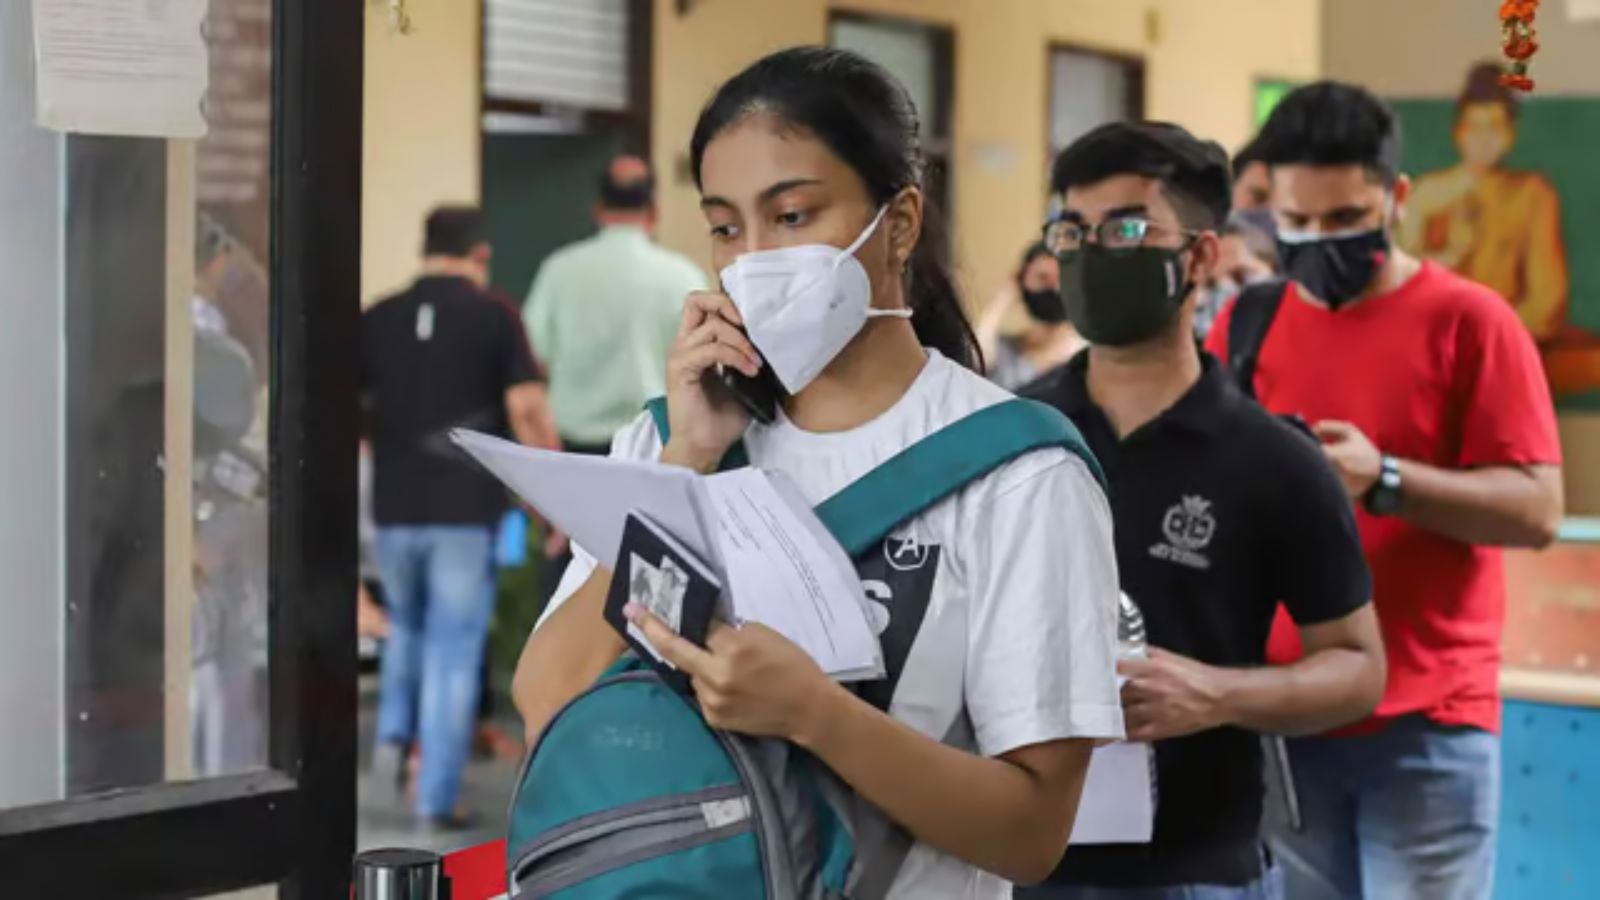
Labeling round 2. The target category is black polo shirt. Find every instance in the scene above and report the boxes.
[361,275,541,527]
[1023,352,1370,888]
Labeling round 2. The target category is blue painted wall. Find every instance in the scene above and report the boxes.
[1497,700,1600,898]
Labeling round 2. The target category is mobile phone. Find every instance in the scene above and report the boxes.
[716,359,784,425]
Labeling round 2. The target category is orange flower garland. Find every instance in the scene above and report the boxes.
[1499,0,1540,92]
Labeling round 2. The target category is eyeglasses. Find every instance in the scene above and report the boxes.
[1042,214,1196,254]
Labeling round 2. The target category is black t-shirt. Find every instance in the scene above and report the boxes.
[361,276,540,526]
[1023,352,1371,887]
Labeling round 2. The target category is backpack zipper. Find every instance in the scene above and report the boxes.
[512,792,754,896]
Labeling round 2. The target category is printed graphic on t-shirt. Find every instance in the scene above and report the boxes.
[854,534,941,710]
[1150,495,1216,570]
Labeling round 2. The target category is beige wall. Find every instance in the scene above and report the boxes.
[1323,0,1600,515]
[361,0,481,305]
[651,0,1322,313]
[1324,0,1600,97]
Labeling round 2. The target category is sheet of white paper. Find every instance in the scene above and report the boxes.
[703,468,883,680]
[1068,741,1156,845]
[33,0,209,138]
[763,471,885,680]
[450,430,719,572]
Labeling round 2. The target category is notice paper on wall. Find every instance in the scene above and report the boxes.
[32,0,209,138]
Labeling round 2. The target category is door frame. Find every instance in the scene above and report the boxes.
[0,0,362,894]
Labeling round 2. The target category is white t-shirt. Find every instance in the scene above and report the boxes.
[541,349,1124,899]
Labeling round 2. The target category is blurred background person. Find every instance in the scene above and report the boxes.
[1231,136,1272,214]
[522,155,706,457]
[361,206,549,831]
[1401,62,1567,340]
[189,217,270,778]
[978,241,1085,391]
[1195,210,1280,339]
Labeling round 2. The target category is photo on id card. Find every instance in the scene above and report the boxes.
[603,511,721,692]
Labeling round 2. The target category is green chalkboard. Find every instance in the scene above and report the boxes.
[1254,79,1296,128]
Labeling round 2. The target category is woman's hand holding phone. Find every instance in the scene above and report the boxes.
[662,291,762,473]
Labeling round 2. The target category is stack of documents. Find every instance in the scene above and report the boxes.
[451,431,884,681]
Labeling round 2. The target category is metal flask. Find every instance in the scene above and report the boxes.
[353,847,447,900]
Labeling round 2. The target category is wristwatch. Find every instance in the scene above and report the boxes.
[1364,455,1403,516]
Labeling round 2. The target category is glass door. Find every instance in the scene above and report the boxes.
[0,0,361,895]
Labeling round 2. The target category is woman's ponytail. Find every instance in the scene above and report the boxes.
[907,196,982,371]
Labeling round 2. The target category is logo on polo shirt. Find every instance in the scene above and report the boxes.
[1151,495,1215,570]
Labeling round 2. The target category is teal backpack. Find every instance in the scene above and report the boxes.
[507,397,1103,899]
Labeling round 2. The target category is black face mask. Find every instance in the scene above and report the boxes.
[1020,287,1068,324]
[1276,227,1389,311]
[1058,244,1190,347]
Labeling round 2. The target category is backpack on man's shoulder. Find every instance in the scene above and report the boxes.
[1222,279,1323,448]
[505,398,1104,899]
[1224,279,1288,402]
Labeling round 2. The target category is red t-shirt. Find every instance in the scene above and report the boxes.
[1207,262,1561,734]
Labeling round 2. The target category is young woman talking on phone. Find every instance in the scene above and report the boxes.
[512,47,1123,895]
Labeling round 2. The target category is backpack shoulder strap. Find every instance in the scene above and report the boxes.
[646,396,1104,558]
[1226,280,1288,400]
[815,398,1105,558]
[643,396,749,470]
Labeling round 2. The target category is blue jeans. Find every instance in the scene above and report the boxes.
[374,525,497,817]
[1264,716,1500,900]
[1015,865,1282,900]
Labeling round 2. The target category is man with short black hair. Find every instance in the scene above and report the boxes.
[523,155,707,455]
[362,205,555,830]
[1208,81,1564,900]
[1018,121,1385,900]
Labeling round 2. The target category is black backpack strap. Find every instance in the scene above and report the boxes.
[1226,280,1288,400]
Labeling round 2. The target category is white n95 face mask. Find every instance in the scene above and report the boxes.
[719,206,911,394]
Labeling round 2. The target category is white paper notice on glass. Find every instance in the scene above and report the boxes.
[32,0,209,138]
[1068,741,1156,845]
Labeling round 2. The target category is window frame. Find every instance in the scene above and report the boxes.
[0,0,362,894]
[1044,41,1147,163]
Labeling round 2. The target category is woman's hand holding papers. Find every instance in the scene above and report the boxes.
[626,602,838,744]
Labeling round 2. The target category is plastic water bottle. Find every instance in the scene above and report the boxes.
[1117,591,1148,661]
[1116,591,1159,811]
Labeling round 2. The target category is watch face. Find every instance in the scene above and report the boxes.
[1367,461,1402,515]
[1363,458,1402,516]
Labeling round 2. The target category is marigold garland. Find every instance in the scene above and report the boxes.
[1499,0,1540,92]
